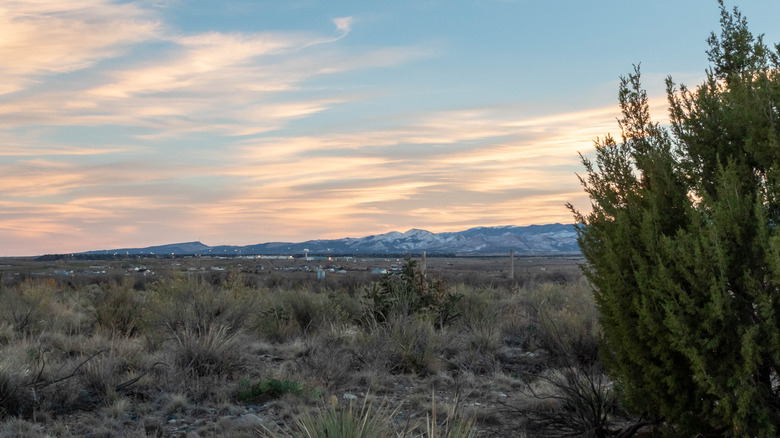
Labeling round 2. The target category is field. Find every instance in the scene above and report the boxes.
[0,253,633,437]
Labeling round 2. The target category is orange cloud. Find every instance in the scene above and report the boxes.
[0,0,159,94]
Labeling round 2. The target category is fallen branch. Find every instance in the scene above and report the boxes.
[27,349,108,389]
[115,362,168,393]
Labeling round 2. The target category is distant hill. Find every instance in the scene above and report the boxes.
[81,223,579,256]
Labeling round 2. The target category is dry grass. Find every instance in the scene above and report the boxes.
[0,258,637,437]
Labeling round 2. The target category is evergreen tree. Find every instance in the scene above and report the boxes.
[570,2,780,435]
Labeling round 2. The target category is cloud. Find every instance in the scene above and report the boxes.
[0,0,160,94]
[333,16,353,34]
[1,1,681,256]
[0,3,423,143]
[191,101,630,242]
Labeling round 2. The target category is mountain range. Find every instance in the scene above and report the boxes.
[82,223,579,256]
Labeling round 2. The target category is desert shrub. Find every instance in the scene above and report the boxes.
[145,274,259,347]
[424,392,477,438]
[172,324,245,377]
[0,418,44,437]
[361,258,461,328]
[263,392,476,438]
[0,322,14,345]
[327,290,362,324]
[505,305,625,437]
[76,351,124,406]
[282,289,343,335]
[263,396,398,438]
[254,289,349,341]
[510,364,620,438]
[387,314,442,376]
[515,280,600,366]
[454,287,501,353]
[310,276,342,294]
[444,287,504,375]
[0,279,58,335]
[91,279,145,336]
[296,328,362,388]
[254,300,299,343]
[47,293,91,337]
[0,359,35,418]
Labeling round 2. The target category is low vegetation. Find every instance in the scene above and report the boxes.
[0,255,634,437]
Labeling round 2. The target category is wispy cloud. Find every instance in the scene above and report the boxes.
[1,1,681,256]
[0,0,160,94]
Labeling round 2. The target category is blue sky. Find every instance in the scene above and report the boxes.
[1,0,779,256]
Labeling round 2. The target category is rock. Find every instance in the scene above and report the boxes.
[343,393,358,400]
[235,413,263,428]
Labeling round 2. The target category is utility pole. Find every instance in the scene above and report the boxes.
[509,249,514,280]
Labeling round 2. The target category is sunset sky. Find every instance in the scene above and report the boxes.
[2,1,779,256]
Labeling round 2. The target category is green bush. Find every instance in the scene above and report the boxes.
[361,257,461,328]
[571,4,780,434]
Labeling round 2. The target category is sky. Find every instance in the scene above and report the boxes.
[2,1,780,256]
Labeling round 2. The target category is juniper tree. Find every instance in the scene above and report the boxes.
[570,2,780,435]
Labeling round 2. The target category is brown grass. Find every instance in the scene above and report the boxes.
[0,256,641,437]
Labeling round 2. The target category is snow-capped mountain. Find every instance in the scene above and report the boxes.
[82,223,579,256]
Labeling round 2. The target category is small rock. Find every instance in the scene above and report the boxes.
[343,393,358,400]
[497,393,508,399]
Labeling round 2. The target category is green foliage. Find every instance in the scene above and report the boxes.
[571,2,780,435]
[362,257,462,328]
[237,377,305,401]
